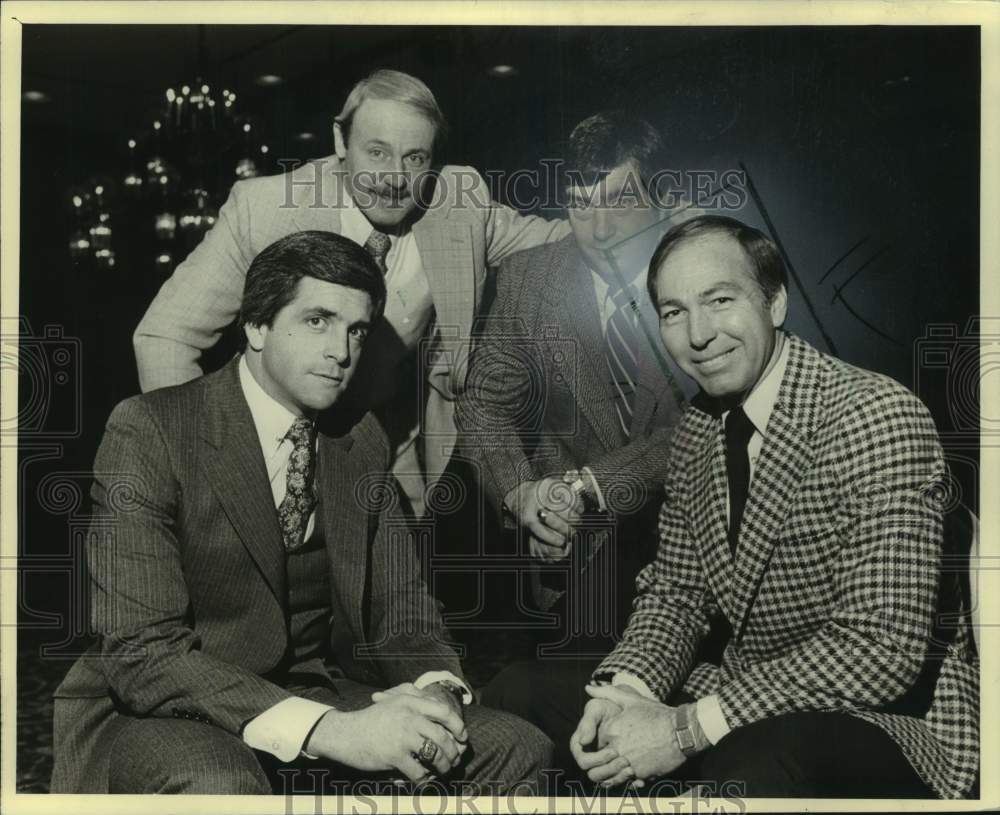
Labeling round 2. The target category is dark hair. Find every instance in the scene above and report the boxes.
[240,231,387,341]
[646,215,788,305]
[564,111,666,200]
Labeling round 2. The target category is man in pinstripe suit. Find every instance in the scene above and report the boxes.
[553,215,978,797]
[50,231,551,795]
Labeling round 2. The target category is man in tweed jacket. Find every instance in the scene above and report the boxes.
[133,69,568,517]
[51,231,551,794]
[562,215,979,797]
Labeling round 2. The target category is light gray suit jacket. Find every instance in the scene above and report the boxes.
[134,155,569,475]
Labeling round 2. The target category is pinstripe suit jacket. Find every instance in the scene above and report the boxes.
[133,156,569,474]
[455,238,686,615]
[597,333,979,798]
[50,358,461,793]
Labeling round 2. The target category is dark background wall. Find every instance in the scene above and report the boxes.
[14,25,981,787]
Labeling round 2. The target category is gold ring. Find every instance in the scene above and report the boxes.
[417,737,438,764]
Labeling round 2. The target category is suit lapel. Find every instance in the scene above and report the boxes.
[729,335,825,638]
[316,428,369,642]
[545,248,623,449]
[199,360,287,606]
[414,214,476,336]
[289,155,345,235]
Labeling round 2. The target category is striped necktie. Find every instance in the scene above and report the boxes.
[604,285,641,438]
[278,416,317,551]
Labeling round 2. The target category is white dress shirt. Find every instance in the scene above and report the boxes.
[612,334,790,746]
[339,190,435,352]
[237,357,470,761]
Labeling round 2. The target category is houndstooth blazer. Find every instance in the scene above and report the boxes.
[597,333,979,798]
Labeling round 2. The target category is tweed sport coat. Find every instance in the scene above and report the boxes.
[50,358,462,793]
[133,156,570,475]
[458,237,687,512]
[597,333,979,798]
[455,237,687,617]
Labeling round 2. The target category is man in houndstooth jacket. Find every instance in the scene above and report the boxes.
[548,215,978,797]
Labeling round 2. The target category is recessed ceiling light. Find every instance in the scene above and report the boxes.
[23,90,50,103]
[256,74,284,87]
[295,132,316,142]
[488,65,518,77]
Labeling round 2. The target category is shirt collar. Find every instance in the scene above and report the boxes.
[340,187,408,246]
[588,261,646,304]
[739,332,790,436]
[238,355,303,456]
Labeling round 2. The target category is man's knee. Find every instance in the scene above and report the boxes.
[108,718,271,794]
[463,705,553,790]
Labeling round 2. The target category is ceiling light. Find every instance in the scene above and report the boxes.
[23,90,50,103]
[296,132,316,142]
[488,65,518,77]
[256,74,284,87]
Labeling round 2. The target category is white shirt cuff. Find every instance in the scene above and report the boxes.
[414,671,473,705]
[695,694,731,745]
[242,697,334,762]
[610,672,657,700]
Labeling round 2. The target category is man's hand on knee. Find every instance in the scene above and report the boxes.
[304,693,465,781]
[585,685,698,786]
[570,697,626,782]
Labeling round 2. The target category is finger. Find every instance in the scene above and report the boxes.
[527,519,569,547]
[588,755,632,784]
[532,538,568,562]
[600,764,636,789]
[549,503,583,526]
[412,732,456,777]
[538,509,574,537]
[585,684,644,706]
[416,721,460,768]
[574,744,620,771]
[371,682,420,701]
[407,697,467,741]
[396,752,434,783]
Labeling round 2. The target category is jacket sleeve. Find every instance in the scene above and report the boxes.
[88,398,292,734]
[361,447,465,685]
[133,181,254,392]
[594,443,714,697]
[716,385,947,727]
[478,174,570,266]
[454,257,539,517]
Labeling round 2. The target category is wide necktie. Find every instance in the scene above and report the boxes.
[724,406,756,553]
[364,229,392,276]
[278,416,317,551]
[604,285,642,438]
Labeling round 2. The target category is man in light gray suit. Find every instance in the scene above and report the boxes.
[134,69,569,516]
[51,231,551,794]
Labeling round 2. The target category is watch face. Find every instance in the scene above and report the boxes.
[676,727,697,754]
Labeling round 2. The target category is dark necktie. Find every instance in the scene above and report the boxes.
[364,229,391,275]
[278,416,317,551]
[724,406,756,553]
[604,285,641,438]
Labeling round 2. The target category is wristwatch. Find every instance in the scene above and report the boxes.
[433,679,469,706]
[674,703,699,758]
